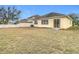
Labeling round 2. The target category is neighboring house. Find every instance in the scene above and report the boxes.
[19,15,40,27]
[20,12,72,29]
[19,19,32,27]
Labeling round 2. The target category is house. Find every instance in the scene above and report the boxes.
[19,19,33,27]
[20,12,72,29]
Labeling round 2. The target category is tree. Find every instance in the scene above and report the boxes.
[7,6,21,24]
[0,6,21,24]
[0,7,7,24]
[69,13,79,26]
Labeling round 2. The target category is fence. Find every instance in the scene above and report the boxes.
[0,23,32,28]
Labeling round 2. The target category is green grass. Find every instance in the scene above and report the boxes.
[0,27,79,54]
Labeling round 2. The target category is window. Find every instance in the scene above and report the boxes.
[41,20,48,25]
[34,20,38,24]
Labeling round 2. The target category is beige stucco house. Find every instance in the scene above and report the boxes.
[20,12,72,29]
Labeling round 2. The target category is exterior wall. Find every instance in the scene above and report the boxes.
[18,23,32,27]
[33,17,72,29]
[0,23,32,28]
[33,19,53,28]
[60,17,72,29]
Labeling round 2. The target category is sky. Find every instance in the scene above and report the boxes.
[1,5,79,19]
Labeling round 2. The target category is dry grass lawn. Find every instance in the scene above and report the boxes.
[0,27,79,54]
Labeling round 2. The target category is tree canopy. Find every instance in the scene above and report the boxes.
[0,6,21,24]
[69,13,79,26]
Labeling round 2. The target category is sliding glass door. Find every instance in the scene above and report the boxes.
[54,19,60,28]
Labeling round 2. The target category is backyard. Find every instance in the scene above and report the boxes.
[0,27,79,53]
